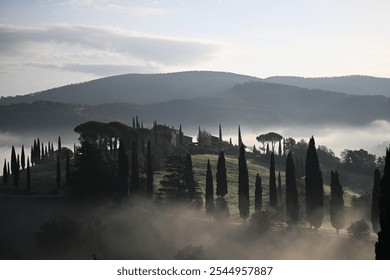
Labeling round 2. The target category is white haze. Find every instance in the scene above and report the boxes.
[193,120,390,158]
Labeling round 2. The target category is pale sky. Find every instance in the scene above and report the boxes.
[1,0,389,97]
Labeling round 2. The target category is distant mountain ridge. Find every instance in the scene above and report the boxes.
[0,71,261,105]
[1,81,389,132]
[264,75,390,96]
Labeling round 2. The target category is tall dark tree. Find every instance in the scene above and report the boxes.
[66,150,71,184]
[229,138,232,145]
[238,125,242,147]
[26,157,31,191]
[278,139,282,156]
[330,170,345,235]
[183,153,199,202]
[118,139,129,195]
[56,154,61,188]
[371,169,381,233]
[255,174,262,212]
[179,125,183,145]
[305,137,324,230]
[58,136,62,153]
[205,159,215,215]
[11,146,19,187]
[216,150,228,197]
[31,145,34,166]
[132,117,135,129]
[130,141,140,194]
[286,152,299,226]
[238,144,249,220]
[21,145,25,170]
[219,123,222,141]
[269,152,277,208]
[2,159,8,185]
[277,171,282,206]
[376,148,390,259]
[146,140,153,197]
[41,142,44,162]
[37,138,40,164]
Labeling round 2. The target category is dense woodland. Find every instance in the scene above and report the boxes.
[1,117,389,260]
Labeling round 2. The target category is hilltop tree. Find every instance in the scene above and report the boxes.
[2,159,8,185]
[305,137,324,230]
[21,145,25,170]
[219,123,222,141]
[286,152,299,226]
[238,144,249,220]
[256,132,283,154]
[371,169,381,233]
[255,174,262,212]
[66,150,71,184]
[26,157,31,191]
[216,150,228,197]
[58,136,62,157]
[11,146,19,187]
[238,125,242,147]
[330,171,345,235]
[130,141,140,194]
[37,138,41,164]
[376,148,390,259]
[146,140,153,198]
[205,159,215,215]
[56,154,61,188]
[117,139,129,195]
[269,152,277,208]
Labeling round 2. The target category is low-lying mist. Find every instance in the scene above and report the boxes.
[193,120,390,157]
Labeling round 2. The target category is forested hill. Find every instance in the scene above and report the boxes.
[264,75,390,97]
[0,71,260,106]
[1,81,390,132]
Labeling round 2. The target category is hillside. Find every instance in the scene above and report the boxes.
[1,81,390,132]
[0,71,260,105]
[264,75,390,97]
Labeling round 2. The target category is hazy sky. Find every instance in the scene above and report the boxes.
[1,0,389,96]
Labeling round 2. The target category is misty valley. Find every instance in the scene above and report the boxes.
[0,71,390,260]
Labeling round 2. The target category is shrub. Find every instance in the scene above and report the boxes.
[347,219,370,240]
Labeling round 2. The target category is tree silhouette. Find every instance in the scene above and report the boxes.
[286,152,299,226]
[11,146,19,187]
[216,150,228,197]
[305,137,324,230]
[238,144,249,220]
[26,157,31,191]
[238,125,242,147]
[21,145,25,170]
[376,148,390,259]
[58,136,62,157]
[371,169,381,233]
[56,154,61,188]
[117,139,129,196]
[183,153,201,205]
[277,171,282,207]
[146,140,153,198]
[2,159,8,185]
[205,159,215,215]
[130,141,140,194]
[255,174,262,212]
[219,123,222,141]
[269,152,277,208]
[330,170,345,235]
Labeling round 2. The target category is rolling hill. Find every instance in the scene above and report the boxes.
[264,75,390,97]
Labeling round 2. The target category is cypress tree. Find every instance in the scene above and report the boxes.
[41,142,44,162]
[269,152,277,208]
[238,125,242,147]
[3,159,7,185]
[216,150,228,197]
[205,159,215,215]
[146,140,153,197]
[118,139,129,195]
[7,162,10,178]
[278,139,282,156]
[32,140,36,165]
[132,117,135,128]
[66,150,71,184]
[58,136,62,157]
[219,123,222,141]
[229,138,232,145]
[238,144,249,220]
[330,170,345,235]
[11,146,19,187]
[278,171,282,206]
[31,145,34,166]
[305,137,324,230]
[37,138,40,164]
[376,148,390,259]
[371,169,381,233]
[56,154,61,188]
[130,141,139,194]
[136,115,139,129]
[26,157,31,191]
[183,153,197,200]
[179,125,183,145]
[21,145,25,170]
[255,174,262,212]
[286,152,299,226]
